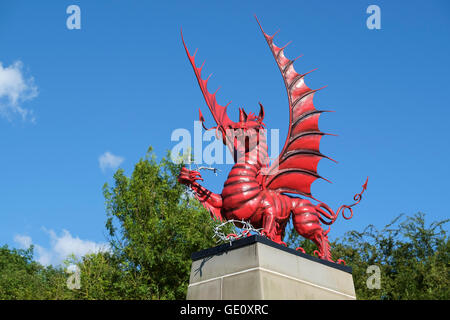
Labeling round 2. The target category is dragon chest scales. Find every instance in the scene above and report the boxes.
[221,163,263,219]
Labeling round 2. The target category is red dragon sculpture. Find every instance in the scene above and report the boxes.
[178,17,368,263]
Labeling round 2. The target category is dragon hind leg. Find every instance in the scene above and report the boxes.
[291,198,334,262]
[311,230,333,262]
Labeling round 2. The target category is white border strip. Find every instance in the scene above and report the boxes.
[189,266,356,299]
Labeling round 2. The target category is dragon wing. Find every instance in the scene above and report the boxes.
[181,29,236,131]
[256,17,335,200]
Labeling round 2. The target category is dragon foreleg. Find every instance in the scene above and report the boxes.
[178,167,224,221]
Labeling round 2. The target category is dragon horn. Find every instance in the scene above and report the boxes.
[258,102,265,122]
[199,109,210,130]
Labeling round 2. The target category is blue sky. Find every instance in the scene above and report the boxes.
[0,0,449,265]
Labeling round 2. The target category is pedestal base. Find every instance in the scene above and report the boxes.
[186,235,356,300]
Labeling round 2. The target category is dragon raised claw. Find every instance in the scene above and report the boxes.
[178,17,368,263]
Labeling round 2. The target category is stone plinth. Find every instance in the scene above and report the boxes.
[186,235,356,300]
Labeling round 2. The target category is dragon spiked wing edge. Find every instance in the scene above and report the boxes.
[255,16,336,200]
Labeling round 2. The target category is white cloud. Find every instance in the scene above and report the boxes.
[99,151,124,172]
[35,244,53,266]
[47,229,109,260]
[14,229,110,267]
[0,60,38,122]
[13,234,32,248]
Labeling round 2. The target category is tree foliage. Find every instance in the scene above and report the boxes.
[78,147,223,299]
[285,213,449,300]
[0,147,448,300]
[0,245,72,299]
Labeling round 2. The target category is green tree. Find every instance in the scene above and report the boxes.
[1,146,447,300]
[335,213,449,300]
[80,147,226,299]
[285,212,449,300]
[0,245,74,299]
[66,252,125,300]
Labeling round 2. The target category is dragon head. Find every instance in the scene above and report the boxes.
[200,102,265,159]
